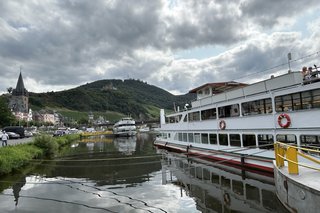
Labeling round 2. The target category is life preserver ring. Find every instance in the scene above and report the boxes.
[219,120,226,130]
[278,113,291,128]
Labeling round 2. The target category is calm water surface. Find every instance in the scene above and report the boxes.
[0,133,288,213]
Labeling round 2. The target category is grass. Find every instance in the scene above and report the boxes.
[0,144,42,175]
[0,134,80,176]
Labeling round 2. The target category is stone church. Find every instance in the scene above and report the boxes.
[9,72,29,114]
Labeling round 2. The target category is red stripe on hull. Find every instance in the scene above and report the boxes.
[154,143,274,174]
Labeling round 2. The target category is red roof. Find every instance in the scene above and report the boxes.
[189,81,247,94]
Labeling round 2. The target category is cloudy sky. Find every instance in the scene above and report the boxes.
[1,0,320,95]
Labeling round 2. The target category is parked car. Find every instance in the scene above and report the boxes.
[53,130,65,137]
[24,131,33,138]
[7,132,21,139]
[2,126,25,138]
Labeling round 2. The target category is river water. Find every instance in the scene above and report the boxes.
[0,133,289,213]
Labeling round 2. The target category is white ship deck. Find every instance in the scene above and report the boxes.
[275,160,320,192]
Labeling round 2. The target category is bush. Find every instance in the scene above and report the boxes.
[33,134,58,157]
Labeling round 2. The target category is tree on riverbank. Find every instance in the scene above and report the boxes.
[0,97,15,128]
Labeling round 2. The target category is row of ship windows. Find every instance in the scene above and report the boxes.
[165,158,274,211]
[160,132,320,148]
[167,88,320,123]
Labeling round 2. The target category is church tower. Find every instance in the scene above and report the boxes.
[9,72,29,113]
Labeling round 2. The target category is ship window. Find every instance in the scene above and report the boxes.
[194,133,201,143]
[183,133,188,142]
[201,133,209,144]
[232,180,244,196]
[292,93,302,110]
[178,133,183,141]
[219,134,228,146]
[211,173,220,184]
[188,133,194,142]
[258,134,274,149]
[230,134,241,147]
[275,88,320,112]
[276,134,296,144]
[300,135,320,148]
[221,176,231,189]
[246,184,260,203]
[205,88,210,95]
[188,111,200,122]
[201,108,217,120]
[196,167,202,180]
[203,168,210,181]
[209,134,217,145]
[218,104,240,118]
[312,89,320,108]
[242,134,256,147]
[301,91,312,109]
[174,133,178,140]
[242,98,272,116]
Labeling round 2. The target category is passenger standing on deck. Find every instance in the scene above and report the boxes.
[302,66,309,80]
[1,131,9,146]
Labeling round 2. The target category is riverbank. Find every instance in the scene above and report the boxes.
[0,134,79,176]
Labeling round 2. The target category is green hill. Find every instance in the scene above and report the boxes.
[28,79,195,121]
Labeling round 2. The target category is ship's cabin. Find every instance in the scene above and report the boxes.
[189,81,247,100]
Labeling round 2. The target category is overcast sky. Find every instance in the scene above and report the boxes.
[1,0,320,95]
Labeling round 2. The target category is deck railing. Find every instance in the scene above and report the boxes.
[274,142,320,174]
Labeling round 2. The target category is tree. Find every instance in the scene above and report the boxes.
[7,87,13,94]
[0,97,15,128]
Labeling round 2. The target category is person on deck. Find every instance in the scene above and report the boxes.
[302,66,309,80]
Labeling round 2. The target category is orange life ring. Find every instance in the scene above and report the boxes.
[278,113,291,128]
[219,120,226,130]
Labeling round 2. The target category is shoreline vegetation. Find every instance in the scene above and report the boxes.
[0,134,79,176]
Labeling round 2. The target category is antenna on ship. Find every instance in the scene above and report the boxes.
[287,52,292,72]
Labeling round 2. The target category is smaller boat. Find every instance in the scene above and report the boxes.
[113,117,137,137]
[138,124,150,133]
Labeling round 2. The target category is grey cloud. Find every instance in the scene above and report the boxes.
[240,0,320,27]
[0,0,319,95]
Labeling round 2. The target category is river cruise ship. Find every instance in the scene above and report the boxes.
[113,117,137,137]
[154,67,320,173]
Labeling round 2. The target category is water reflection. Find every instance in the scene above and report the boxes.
[49,134,162,186]
[160,150,288,213]
[0,134,288,212]
[12,176,26,206]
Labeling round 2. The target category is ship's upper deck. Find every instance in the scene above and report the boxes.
[191,71,304,108]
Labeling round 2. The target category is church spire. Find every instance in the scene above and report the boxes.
[15,72,25,93]
[12,70,28,96]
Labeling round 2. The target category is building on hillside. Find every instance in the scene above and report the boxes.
[43,113,55,124]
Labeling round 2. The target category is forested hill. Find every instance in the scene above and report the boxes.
[29,79,195,119]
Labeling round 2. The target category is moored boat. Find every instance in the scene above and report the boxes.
[113,117,137,137]
[154,65,320,173]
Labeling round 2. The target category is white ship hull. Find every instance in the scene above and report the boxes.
[155,70,320,172]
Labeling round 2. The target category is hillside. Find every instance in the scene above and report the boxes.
[28,79,195,120]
